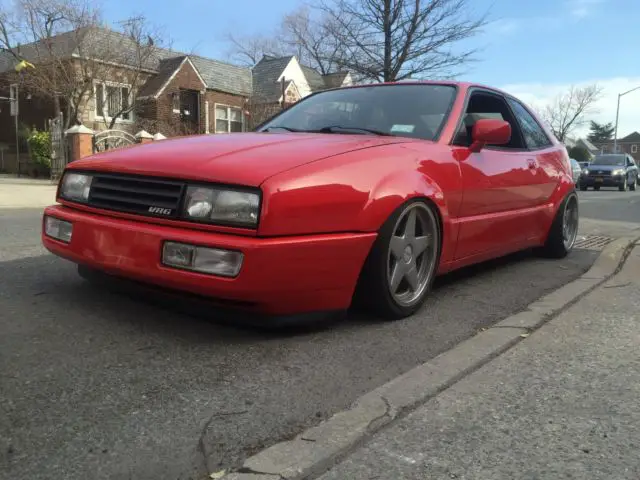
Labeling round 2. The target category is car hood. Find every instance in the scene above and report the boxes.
[69,132,412,186]
[587,164,625,172]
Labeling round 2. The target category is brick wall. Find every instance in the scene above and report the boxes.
[205,90,247,133]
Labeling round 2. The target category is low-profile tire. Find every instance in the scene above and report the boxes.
[538,191,579,259]
[354,199,442,320]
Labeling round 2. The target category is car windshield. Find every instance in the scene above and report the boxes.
[258,84,457,141]
[593,155,625,166]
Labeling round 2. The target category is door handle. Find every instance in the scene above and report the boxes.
[527,159,537,169]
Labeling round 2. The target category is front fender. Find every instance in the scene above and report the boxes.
[356,170,458,264]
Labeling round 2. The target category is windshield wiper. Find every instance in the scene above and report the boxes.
[262,125,303,132]
[313,125,395,136]
[262,125,394,136]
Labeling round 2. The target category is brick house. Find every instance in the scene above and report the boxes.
[0,26,252,144]
[249,55,352,126]
[593,131,640,162]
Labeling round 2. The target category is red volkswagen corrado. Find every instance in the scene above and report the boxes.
[42,81,579,324]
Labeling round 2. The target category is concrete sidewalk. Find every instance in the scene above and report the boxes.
[0,175,58,209]
[317,244,640,480]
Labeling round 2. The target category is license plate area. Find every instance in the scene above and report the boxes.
[595,177,603,183]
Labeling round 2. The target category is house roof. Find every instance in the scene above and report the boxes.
[0,26,252,96]
[620,131,640,143]
[137,56,188,98]
[577,138,598,151]
[251,55,295,103]
[251,54,350,103]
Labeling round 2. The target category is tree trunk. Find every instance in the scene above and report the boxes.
[383,0,392,82]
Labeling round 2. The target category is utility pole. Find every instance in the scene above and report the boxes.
[613,85,640,153]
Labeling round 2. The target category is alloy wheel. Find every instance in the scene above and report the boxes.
[562,195,579,251]
[386,202,439,307]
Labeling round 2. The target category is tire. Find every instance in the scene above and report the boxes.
[354,199,442,320]
[619,178,628,192]
[579,185,588,191]
[629,177,636,191]
[538,191,579,259]
[594,185,600,191]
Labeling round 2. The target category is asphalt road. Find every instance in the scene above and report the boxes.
[1,193,632,480]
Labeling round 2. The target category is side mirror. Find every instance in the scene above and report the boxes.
[469,118,512,153]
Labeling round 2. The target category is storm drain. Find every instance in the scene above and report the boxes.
[574,235,614,251]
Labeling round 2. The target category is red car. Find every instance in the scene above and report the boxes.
[42,81,579,324]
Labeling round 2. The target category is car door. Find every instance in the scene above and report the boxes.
[506,96,562,201]
[453,89,551,260]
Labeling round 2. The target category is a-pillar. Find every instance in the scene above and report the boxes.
[65,125,94,162]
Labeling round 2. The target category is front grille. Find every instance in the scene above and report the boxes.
[88,173,185,218]
[589,170,611,177]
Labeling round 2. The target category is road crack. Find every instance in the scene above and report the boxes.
[197,410,249,476]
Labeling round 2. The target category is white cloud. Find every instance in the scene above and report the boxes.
[500,77,640,139]
[567,0,604,18]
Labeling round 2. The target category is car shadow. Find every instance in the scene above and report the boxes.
[75,247,542,337]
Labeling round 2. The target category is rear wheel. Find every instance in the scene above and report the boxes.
[579,184,588,191]
[594,185,600,191]
[355,199,441,320]
[538,191,579,259]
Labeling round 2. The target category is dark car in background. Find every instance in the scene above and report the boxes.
[579,154,638,191]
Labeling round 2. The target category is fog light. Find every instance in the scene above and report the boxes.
[44,216,73,243]
[162,241,243,277]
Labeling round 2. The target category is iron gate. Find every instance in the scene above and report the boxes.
[49,113,66,181]
[93,129,136,153]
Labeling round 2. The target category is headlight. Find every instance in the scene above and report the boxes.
[183,186,260,227]
[60,173,93,202]
[612,169,624,176]
[582,169,589,175]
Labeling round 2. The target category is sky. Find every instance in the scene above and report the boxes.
[98,0,640,139]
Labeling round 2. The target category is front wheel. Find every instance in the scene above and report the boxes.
[538,191,579,259]
[629,177,637,191]
[354,199,441,320]
[619,178,628,191]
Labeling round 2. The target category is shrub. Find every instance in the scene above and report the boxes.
[27,129,52,168]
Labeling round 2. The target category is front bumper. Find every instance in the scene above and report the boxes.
[580,175,625,187]
[42,205,376,317]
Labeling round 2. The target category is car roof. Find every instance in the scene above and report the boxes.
[327,80,512,97]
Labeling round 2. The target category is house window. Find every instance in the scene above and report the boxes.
[215,105,243,133]
[95,81,132,122]
[632,144,637,153]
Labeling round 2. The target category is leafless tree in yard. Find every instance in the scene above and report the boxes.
[225,31,284,66]
[0,0,167,128]
[539,84,603,142]
[318,0,489,82]
[279,6,346,75]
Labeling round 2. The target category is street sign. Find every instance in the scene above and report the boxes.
[9,84,18,116]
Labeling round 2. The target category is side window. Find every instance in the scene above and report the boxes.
[627,156,635,167]
[453,92,526,150]
[507,98,552,150]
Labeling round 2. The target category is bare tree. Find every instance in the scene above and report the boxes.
[539,84,603,142]
[279,6,345,75]
[0,0,167,128]
[317,0,488,82]
[224,32,284,66]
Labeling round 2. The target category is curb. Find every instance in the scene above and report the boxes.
[221,237,637,480]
